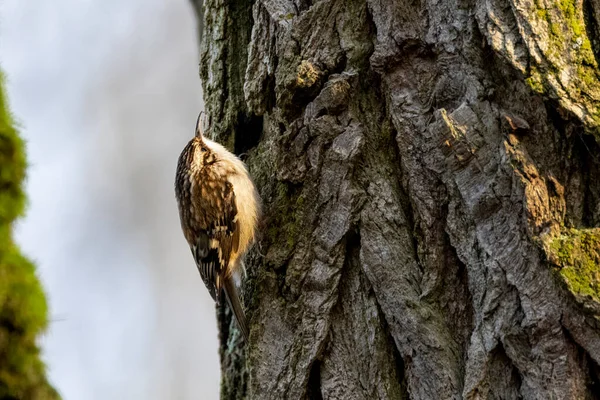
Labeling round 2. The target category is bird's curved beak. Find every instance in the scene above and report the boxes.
[195,112,204,138]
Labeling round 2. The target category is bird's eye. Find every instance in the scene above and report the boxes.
[201,147,208,152]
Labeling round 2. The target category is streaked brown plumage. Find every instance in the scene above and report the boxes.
[175,113,261,341]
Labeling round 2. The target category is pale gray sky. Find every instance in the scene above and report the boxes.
[0,1,219,399]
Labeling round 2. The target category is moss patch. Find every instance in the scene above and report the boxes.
[0,70,59,399]
[527,0,600,138]
[547,228,600,303]
[524,69,545,95]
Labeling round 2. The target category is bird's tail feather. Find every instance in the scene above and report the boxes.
[223,276,249,341]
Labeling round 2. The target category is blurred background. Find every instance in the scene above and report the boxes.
[0,1,220,399]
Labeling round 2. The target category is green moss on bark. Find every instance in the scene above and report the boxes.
[526,0,600,137]
[0,70,59,399]
[547,228,600,303]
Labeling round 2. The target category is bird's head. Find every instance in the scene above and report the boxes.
[190,112,215,167]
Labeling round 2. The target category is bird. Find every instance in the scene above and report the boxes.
[175,112,261,341]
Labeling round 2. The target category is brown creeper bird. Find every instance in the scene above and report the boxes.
[175,113,261,341]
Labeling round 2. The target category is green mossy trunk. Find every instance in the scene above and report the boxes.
[0,71,59,399]
[191,0,600,398]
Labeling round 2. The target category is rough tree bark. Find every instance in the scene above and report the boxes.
[189,0,600,398]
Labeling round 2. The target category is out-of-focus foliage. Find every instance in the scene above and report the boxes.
[0,70,59,399]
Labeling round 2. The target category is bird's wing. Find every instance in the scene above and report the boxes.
[191,180,239,301]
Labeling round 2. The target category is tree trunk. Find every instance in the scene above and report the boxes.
[190,0,600,398]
